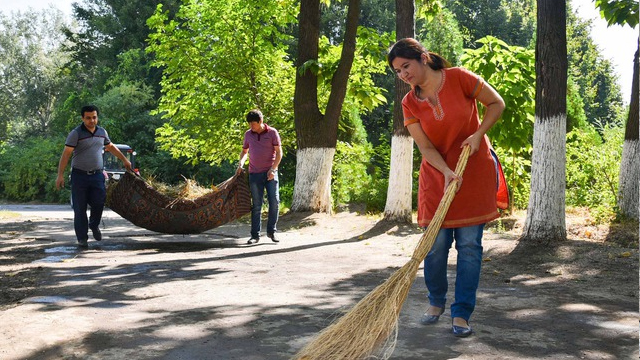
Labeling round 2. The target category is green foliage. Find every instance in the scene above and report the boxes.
[365,139,392,212]
[417,7,465,65]
[318,1,395,149]
[57,0,195,185]
[595,0,639,28]
[313,29,392,143]
[106,49,155,88]
[444,0,536,48]
[461,36,535,208]
[331,140,390,212]
[0,0,631,217]
[147,0,298,166]
[566,121,624,223]
[346,28,394,112]
[278,181,295,210]
[567,75,588,131]
[416,0,445,22]
[567,10,625,127]
[0,9,70,141]
[461,36,535,154]
[93,82,156,144]
[62,0,182,95]
[0,137,68,203]
[320,0,396,43]
[332,141,373,206]
[90,82,181,181]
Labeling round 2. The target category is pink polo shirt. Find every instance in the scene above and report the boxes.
[243,124,281,173]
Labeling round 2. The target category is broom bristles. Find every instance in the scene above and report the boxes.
[293,146,471,360]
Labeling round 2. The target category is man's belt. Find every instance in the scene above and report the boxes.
[72,168,103,175]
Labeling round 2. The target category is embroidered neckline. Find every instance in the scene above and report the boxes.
[413,70,446,121]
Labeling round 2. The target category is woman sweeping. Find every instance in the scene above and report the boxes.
[388,38,505,337]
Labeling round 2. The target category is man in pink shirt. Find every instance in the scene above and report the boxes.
[237,109,283,244]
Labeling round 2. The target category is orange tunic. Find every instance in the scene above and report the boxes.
[402,67,499,228]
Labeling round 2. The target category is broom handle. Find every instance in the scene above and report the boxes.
[411,146,472,262]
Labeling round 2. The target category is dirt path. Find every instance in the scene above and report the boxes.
[0,207,637,359]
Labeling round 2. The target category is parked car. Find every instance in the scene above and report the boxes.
[103,144,139,180]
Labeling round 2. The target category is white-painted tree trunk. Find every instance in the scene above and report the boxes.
[522,115,567,242]
[383,135,413,222]
[291,147,335,213]
[618,139,639,220]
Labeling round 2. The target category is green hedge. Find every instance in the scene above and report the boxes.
[0,137,69,203]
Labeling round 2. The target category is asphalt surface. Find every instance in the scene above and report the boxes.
[0,205,637,360]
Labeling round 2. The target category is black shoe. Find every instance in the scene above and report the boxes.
[267,233,279,243]
[420,313,441,325]
[420,307,444,325]
[77,240,88,248]
[90,227,102,241]
[452,321,473,337]
[247,237,260,244]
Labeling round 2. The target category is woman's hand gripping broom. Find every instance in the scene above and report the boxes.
[293,145,472,360]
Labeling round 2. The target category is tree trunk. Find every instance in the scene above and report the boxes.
[292,148,335,213]
[383,0,415,223]
[617,39,639,221]
[521,0,567,243]
[291,0,361,212]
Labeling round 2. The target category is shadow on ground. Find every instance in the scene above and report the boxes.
[0,211,637,360]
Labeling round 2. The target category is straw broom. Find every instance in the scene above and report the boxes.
[293,146,472,360]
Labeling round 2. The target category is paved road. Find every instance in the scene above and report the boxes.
[0,204,121,219]
[0,206,637,360]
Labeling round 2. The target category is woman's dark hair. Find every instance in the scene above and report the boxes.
[246,109,263,123]
[387,38,451,71]
[80,104,99,117]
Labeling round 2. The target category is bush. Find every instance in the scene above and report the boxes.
[278,182,294,211]
[0,137,69,203]
[566,121,624,223]
[332,141,373,207]
[331,141,389,212]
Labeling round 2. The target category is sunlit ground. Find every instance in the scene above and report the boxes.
[0,211,20,220]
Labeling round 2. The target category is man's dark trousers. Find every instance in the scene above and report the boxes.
[70,170,106,242]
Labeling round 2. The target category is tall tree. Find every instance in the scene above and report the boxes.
[382,0,414,222]
[291,0,361,212]
[521,0,568,243]
[417,7,465,65]
[618,41,639,220]
[594,0,640,220]
[444,0,536,48]
[0,9,69,141]
[147,0,297,166]
[59,0,197,183]
[63,0,181,94]
[566,6,625,128]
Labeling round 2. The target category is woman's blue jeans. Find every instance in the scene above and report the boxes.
[248,171,280,238]
[423,224,484,321]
